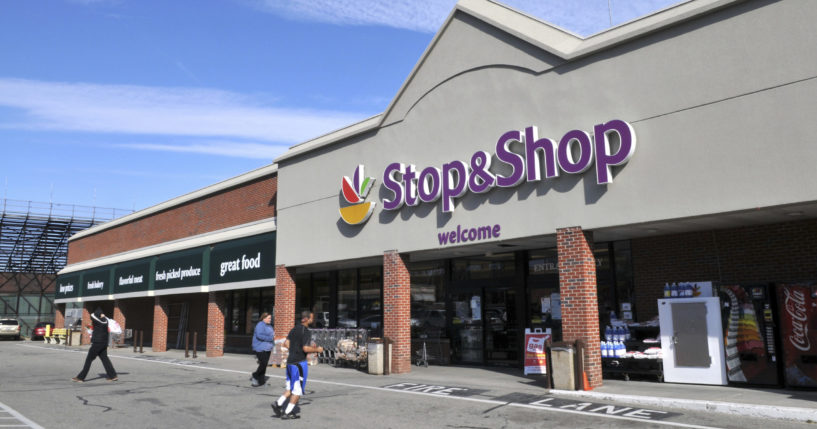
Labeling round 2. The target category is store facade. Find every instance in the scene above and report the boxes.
[55,165,278,356]
[273,0,817,388]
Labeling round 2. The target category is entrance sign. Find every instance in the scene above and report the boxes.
[383,119,636,213]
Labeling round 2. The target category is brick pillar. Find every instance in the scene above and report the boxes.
[55,304,65,329]
[274,265,296,338]
[113,300,126,345]
[206,292,226,357]
[81,304,91,345]
[153,296,169,352]
[383,250,411,374]
[557,226,602,388]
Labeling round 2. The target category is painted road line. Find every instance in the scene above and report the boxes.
[0,403,45,429]
[18,344,720,429]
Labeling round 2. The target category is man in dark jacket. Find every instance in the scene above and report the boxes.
[72,307,118,382]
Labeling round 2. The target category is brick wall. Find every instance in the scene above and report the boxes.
[67,175,277,264]
[557,227,601,388]
[113,300,126,345]
[206,292,226,357]
[275,265,296,338]
[153,296,169,352]
[632,218,817,321]
[383,251,411,374]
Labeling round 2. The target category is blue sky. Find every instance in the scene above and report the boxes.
[0,0,680,215]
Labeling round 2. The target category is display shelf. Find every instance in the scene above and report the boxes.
[602,324,663,381]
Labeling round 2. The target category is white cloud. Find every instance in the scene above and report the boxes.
[252,0,683,37]
[0,78,369,143]
[116,141,287,159]
[253,0,456,33]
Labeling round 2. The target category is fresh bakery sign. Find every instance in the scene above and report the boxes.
[340,119,635,223]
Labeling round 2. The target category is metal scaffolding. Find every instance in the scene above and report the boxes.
[0,199,131,336]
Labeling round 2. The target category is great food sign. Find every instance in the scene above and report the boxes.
[340,119,636,225]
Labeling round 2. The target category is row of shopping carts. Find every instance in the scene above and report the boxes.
[311,328,369,369]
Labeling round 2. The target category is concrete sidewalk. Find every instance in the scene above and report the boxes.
[96,345,817,424]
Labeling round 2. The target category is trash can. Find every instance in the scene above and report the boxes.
[70,330,82,347]
[550,342,576,390]
[368,338,384,375]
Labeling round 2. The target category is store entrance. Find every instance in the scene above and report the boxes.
[449,285,522,366]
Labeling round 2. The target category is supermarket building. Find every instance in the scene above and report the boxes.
[56,0,817,389]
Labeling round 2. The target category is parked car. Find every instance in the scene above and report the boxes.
[0,319,21,340]
[31,321,55,340]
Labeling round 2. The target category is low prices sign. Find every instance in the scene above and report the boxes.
[524,329,551,375]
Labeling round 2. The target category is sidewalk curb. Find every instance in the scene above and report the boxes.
[549,389,817,423]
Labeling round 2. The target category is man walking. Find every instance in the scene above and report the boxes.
[272,311,323,420]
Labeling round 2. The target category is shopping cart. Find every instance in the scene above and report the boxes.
[414,329,443,368]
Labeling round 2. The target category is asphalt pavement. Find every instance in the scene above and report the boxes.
[1,340,816,428]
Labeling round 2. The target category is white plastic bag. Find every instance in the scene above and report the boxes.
[108,319,122,334]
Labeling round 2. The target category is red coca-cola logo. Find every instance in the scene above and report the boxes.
[784,288,811,352]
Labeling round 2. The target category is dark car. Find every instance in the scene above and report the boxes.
[0,319,21,340]
[31,321,55,340]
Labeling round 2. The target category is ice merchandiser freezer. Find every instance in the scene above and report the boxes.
[718,284,782,386]
[777,284,817,388]
[658,297,728,385]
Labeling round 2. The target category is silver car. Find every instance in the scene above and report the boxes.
[0,319,21,340]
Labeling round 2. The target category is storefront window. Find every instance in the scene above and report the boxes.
[312,272,331,327]
[245,290,266,335]
[261,287,275,322]
[409,261,447,339]
[358,267,382,336]
[452,253,515,281]
[595,244,615,330]
[230,291,245,334]
[527,249,561,342]
[295,273,312,318]
[338,269,357,328]
[613,240,634,321]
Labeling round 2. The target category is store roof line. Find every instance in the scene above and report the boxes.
[68,163,278,242]
[275,0,744,165]
[60,217,277,275]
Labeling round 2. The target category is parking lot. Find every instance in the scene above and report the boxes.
[1,341,814,429]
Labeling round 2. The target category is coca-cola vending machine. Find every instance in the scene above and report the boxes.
[777,284,817,388]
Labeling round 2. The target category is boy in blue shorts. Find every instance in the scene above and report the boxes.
[272,310,324,420]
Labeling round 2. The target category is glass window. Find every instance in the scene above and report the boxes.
[246,289,260,335]
[409,261,447,339]
[337,269,357,328]
[358,267,382,336]
[261,287,275,323]
[528,249,559,276]
[527,249,561,342]
[595,243,616,331]
[231,291,246,334]
[452,253,515,281]
[295,273,312,317]
[613,240,634,320]
[312,272,331,327]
